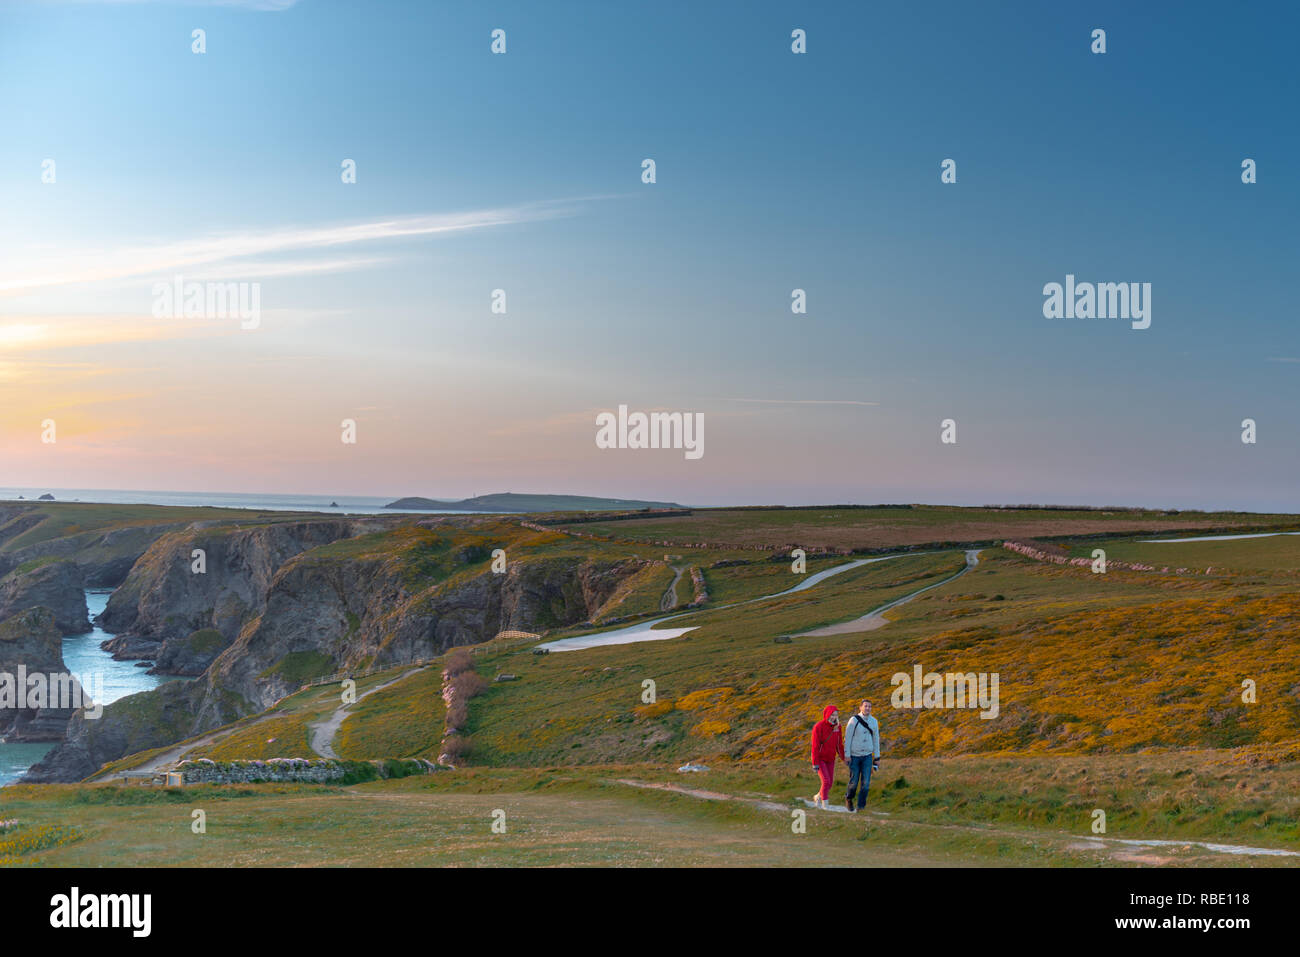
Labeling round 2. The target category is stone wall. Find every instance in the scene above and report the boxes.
[175,757,438,785]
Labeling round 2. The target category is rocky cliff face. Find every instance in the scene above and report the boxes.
[0,560,90,635]
[0,606,84,742]
[27,523,646,781]
[201,551,649,715]
[98,519,365,666]
[0,606,64,675]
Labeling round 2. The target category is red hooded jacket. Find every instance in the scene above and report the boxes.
[810,705,846,765]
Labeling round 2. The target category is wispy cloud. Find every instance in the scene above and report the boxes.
[0,201,580,295]
[1266,357,1300,364]
[183,256,392,280]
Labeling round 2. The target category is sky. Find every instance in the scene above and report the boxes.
[0,0,1297,510]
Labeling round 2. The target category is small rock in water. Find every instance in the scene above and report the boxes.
[677,762,709,773]
[135,661,153,668]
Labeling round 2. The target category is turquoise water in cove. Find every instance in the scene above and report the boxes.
[0,590,174,785]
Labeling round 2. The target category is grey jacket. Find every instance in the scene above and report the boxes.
[843,713,880,758]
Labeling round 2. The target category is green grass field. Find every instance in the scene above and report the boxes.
[1065,533,1300,574]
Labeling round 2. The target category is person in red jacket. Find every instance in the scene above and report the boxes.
[809,704,846,809]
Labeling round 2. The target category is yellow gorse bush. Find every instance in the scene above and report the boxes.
[0,824,83,865]
[678,593,1300,761]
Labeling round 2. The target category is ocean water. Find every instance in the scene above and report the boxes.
[0,590,174,786]
[0,487,469,515]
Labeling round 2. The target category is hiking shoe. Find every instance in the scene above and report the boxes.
[845,794,854,811]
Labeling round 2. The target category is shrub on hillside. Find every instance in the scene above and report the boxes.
[440,735,472,761]
[443,649,476,677]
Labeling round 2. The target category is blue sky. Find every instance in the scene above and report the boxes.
[0,0,1297,509]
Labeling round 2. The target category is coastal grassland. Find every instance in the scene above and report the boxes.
[1064,533,1300,574]
[552,505,1300,551]
[615,750,1300,852]
[692,554,857,604]
[97,540,1298,777]
[0,502,306,553]
[1,754,1296,866]
[335,666,445,760]
[190,669,430,762]
[678,551,968,637]
[458,548,1300,769]
[535,551,967,647]
[461,552,969,766]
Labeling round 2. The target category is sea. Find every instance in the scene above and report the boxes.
[0,590,178,785]
[0,487,472,515]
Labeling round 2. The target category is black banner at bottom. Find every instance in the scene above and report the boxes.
[1,865,1281,943]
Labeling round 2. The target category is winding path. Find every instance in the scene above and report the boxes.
[792,549,981,637]
[660,565,686,611]
[308,666,426,758]
[539,550,977,652]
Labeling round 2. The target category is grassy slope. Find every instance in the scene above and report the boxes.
[335,667,446,761]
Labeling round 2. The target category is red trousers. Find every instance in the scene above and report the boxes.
[815,760,835,800]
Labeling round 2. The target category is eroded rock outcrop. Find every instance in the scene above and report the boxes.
[0,560,89,634]
[98,519,366,664]
[0,606,86,742]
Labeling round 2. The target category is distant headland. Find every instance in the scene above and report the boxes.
[384,492,687,512]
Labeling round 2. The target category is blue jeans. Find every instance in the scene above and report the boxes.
[846,755,874,808]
